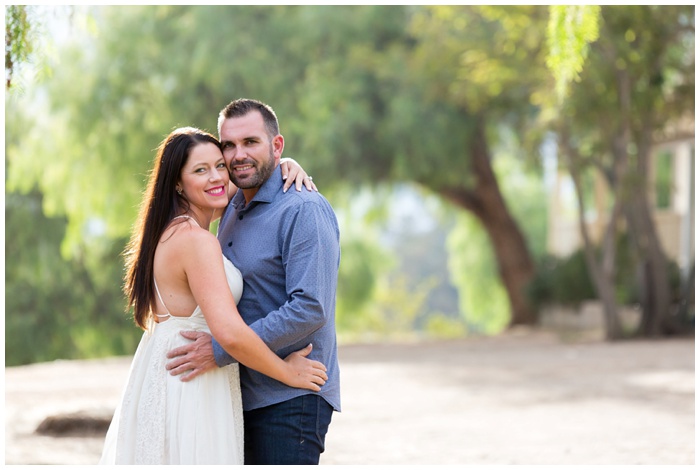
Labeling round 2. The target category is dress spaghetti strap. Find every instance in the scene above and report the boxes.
[152,214,201,320]
[153,278,172,320]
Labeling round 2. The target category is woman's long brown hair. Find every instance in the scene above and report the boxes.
[123,127,221,330]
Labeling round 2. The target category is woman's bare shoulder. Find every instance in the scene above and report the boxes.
[162,220,221,256]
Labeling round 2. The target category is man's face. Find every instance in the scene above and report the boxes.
[220,111,283,199]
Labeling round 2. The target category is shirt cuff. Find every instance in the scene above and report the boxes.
[212,337,238,367]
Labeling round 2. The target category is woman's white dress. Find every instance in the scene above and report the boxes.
[99,256,245,464]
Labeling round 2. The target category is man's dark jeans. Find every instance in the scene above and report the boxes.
[243,394,334,465]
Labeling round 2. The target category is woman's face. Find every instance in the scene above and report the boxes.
[176,142,230,211]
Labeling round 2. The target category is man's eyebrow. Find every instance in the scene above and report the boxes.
[221,136,260,144]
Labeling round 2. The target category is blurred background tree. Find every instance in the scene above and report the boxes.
[542,5,695,338]
[5,5,33,89]
[5,5,694,365]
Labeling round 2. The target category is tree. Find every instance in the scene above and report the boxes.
[4,93,141,365]
[290,5,548,326]
[5,5,33,89]
[5,5,75,90]
[545,5,694,338]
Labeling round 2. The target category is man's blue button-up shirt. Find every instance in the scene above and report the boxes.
[213,165,341,413]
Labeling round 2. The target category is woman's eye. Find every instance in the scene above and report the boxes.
[217,162,226,169]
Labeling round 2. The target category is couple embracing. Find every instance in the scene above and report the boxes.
[99,98,341,465]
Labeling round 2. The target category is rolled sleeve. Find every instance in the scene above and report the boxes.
[212,337,238,367]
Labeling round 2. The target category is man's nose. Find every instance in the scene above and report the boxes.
[224,148,240,167]
[232,147,247,161]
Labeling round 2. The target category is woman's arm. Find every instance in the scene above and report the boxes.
[181,229,327,390]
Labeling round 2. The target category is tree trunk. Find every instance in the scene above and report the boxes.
[439,121,536,326]
[571,164,624,340]
[611,63,672,337]
[624,190,673,337]
[561,128,624,340]
[621,122,673,337]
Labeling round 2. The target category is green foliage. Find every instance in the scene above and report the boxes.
[653,150,673,209]
[7,82,141,365]
[6,6,78,93]
[410,5,550,113]
[546,5,601,101]
[337,274,435,344]
[527,232,685,311]
[5,191,141,366]
[549,5,694,157]
[335,237,391,331]
[5,5,34,88]
[447,212,511,335]
[289,6,419,185]
[331,184,467,342]
[424,314,469,339]
[527,251,596,310]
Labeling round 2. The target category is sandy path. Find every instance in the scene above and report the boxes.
[4,331,695,465]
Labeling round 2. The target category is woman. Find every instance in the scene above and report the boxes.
[99,127,325,464]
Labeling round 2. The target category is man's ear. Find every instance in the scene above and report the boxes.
[272,134,285,161]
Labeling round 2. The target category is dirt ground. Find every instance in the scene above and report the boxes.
[4,329,695,465]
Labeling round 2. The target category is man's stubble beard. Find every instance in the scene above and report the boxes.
[230,146,276,190]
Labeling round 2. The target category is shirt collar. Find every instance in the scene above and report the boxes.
[232,164,282,210]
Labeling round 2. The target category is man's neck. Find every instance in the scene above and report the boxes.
[241,188,259,205]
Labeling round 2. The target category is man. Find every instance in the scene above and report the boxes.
[165,98,341,465]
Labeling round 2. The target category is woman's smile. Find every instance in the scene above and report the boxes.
[206,185,226,197]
